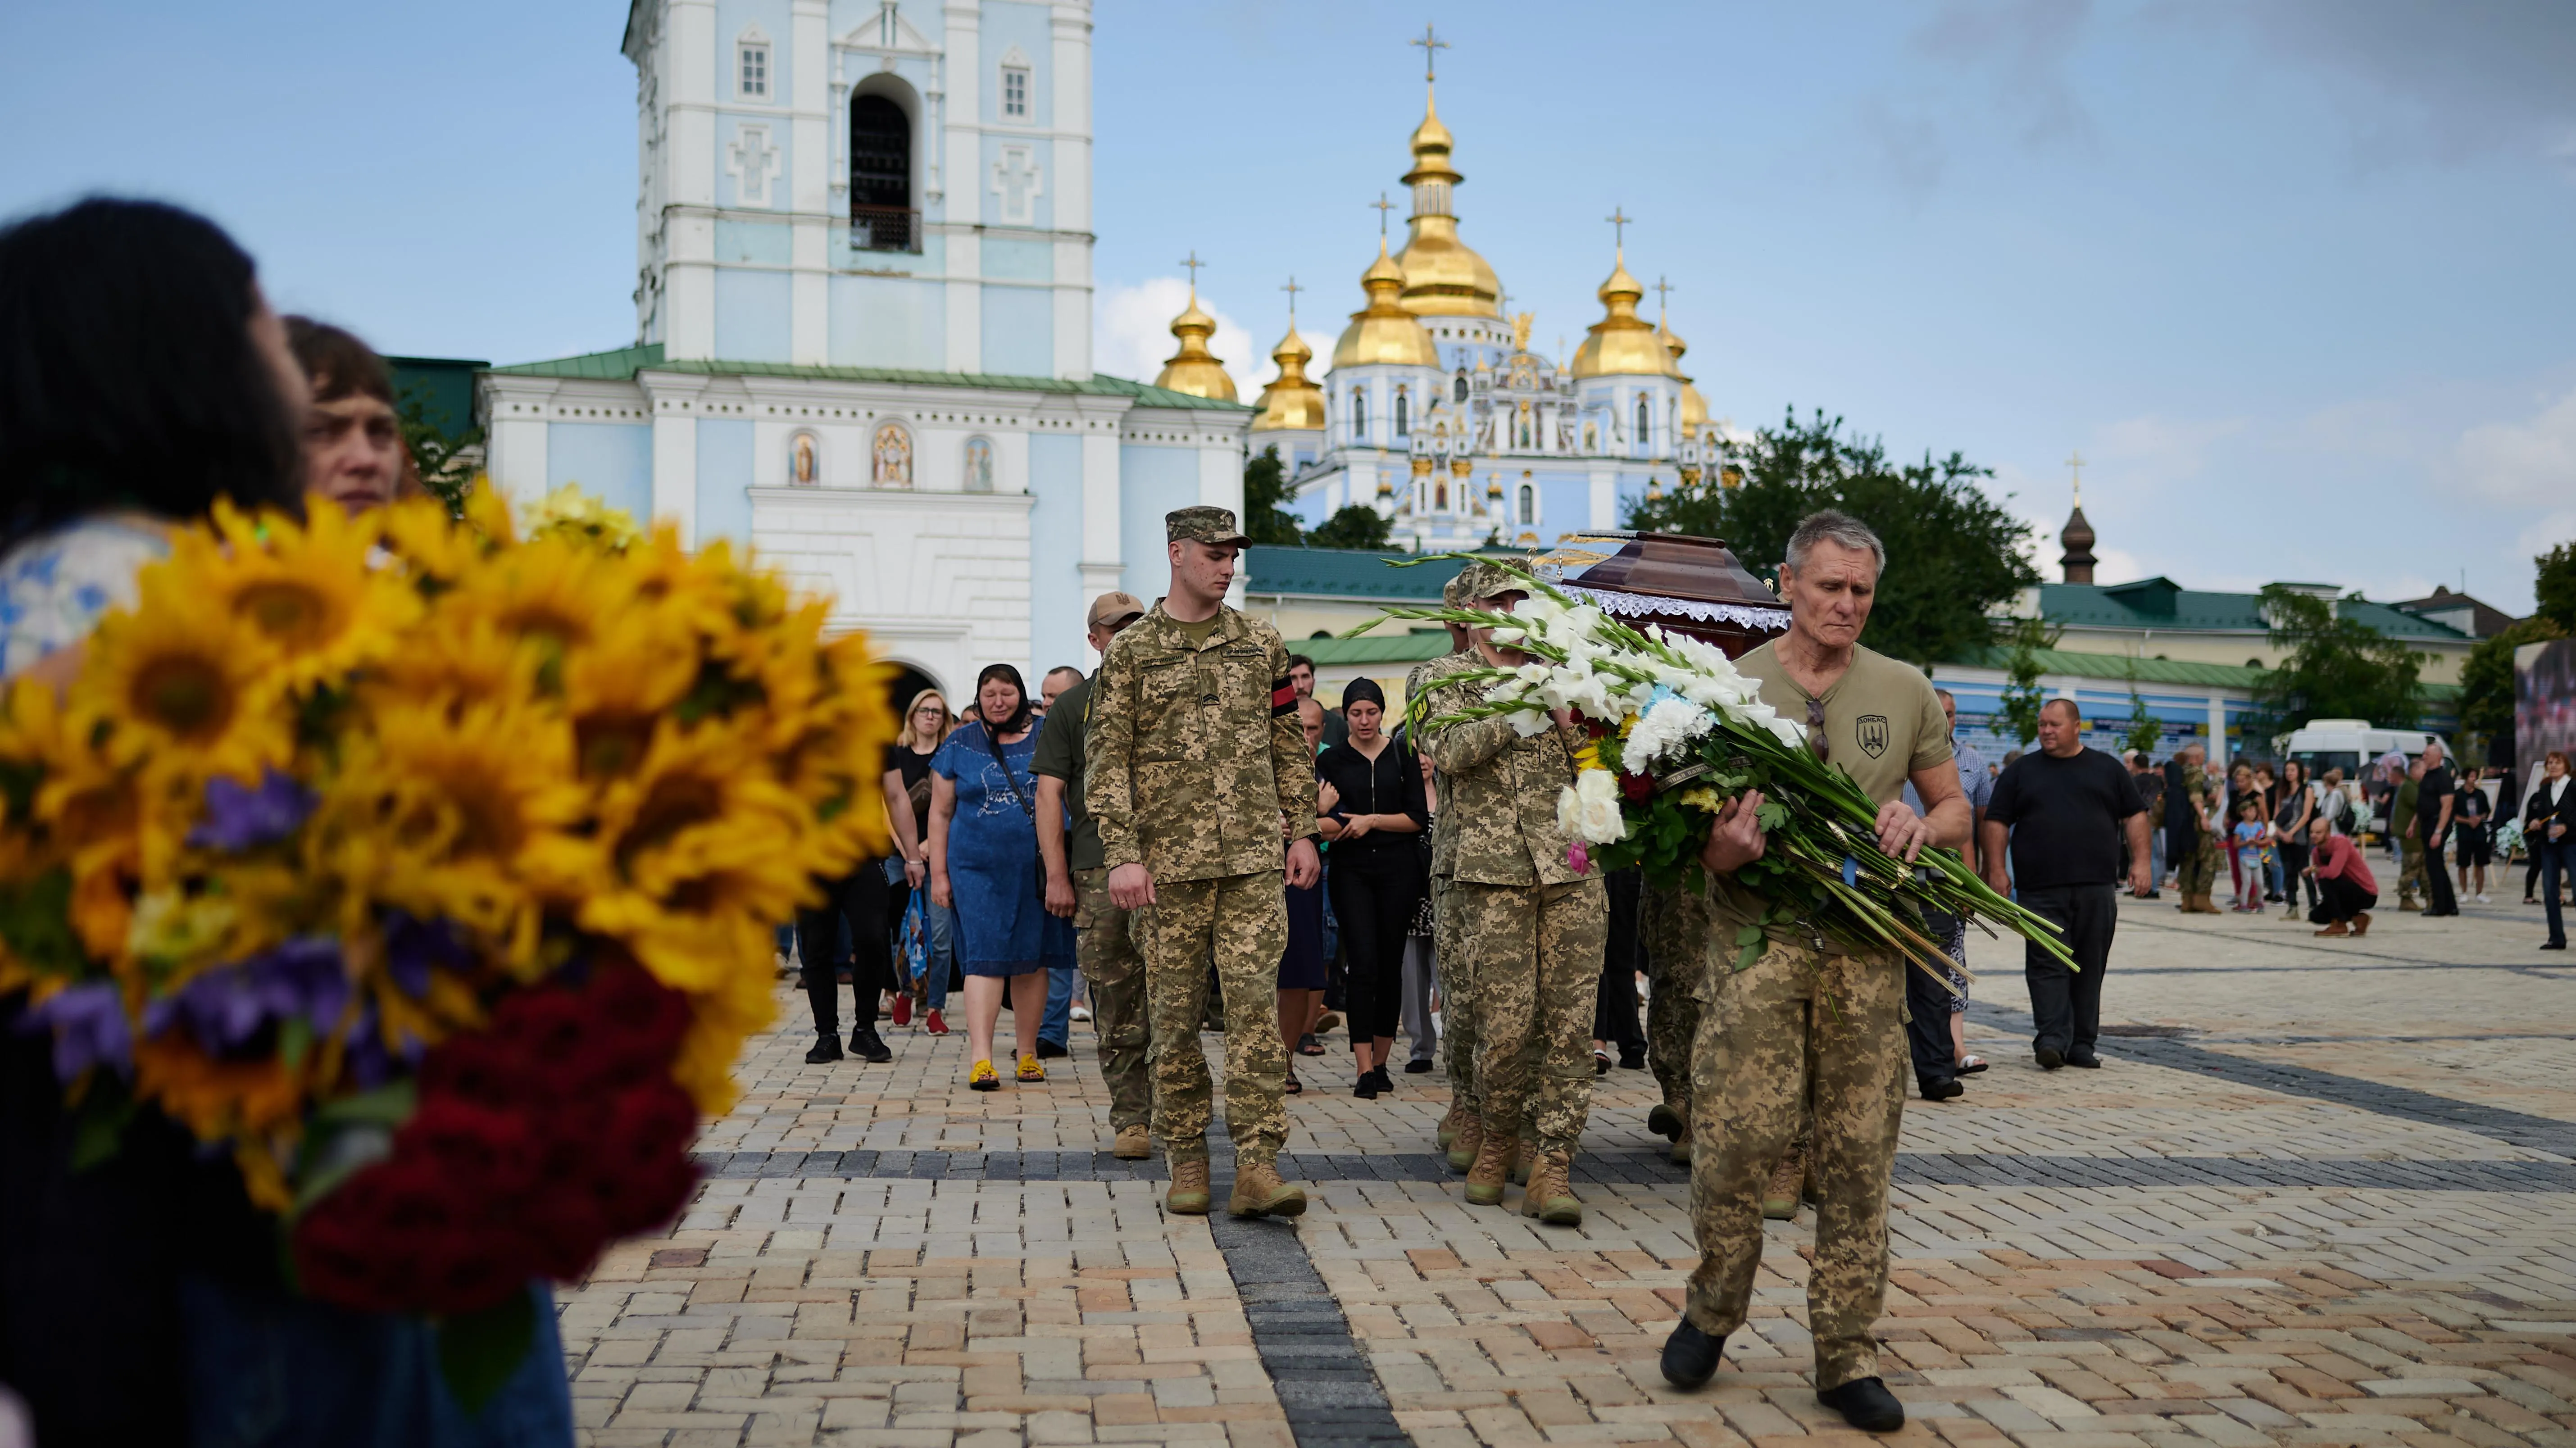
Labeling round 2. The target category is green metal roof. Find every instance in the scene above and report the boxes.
[1945,645,2457,702]
[486,343,1250,412]
[2040,580,2467,642]
[1244,546,1482,601]
[1295,632,1457,667]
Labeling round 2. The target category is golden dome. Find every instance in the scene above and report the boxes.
[1392,83,1501,319]
[1570,252,1680,380]
[1331,239,1439,370]
[1660,309,1708,428]
[1250,322,1327,433]
[1152,285,1236,401]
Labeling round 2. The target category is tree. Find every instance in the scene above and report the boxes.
[1240,445,1304,547]
[2122,660,2162,758]
[1306,504,1391,551]
[1625,407,2039,668]
[397,379,484,516]
[2249,585,2425,732]
[2537,541,2576,634]
[2459,615,2566,761]
[1994,615,2061,746]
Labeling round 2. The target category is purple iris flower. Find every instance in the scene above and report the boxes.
[19,981,132,1082]
[186,769,317,852]
[382,911,469,1000]
[143,938,350,1056]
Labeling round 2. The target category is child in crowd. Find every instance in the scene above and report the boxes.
[2232,799,2274,912]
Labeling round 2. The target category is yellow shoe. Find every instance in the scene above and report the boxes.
[969,1059,1000,1091]
[1017,1053,1046,1083]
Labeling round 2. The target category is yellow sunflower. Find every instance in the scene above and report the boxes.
[380,491,495,588]
[69,575,293,787]
[671,962,777,1115]
[361,607,545,717]
[562,605,702,781]
[441,532,639,668]
[184,500,420,689]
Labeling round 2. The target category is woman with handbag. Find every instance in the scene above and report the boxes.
[2273,760,2318,918]
[929,665,1073,1087]
[884,690,956,1032]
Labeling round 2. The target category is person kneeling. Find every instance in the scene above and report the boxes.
[2305,817,2378,937]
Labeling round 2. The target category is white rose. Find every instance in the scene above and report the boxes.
[1557,768,1629,843]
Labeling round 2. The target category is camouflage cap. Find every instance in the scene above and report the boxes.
[1452,558,1527,603]
[1441,570,1473,607]
[1166,505,1250,547]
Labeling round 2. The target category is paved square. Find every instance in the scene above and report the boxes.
[560,893,2576,1447]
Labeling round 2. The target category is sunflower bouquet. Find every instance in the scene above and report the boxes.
[0,486,892,1387]
[1387,557,2069,979]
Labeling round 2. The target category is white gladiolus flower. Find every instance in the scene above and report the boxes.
[1556,768,1629,843]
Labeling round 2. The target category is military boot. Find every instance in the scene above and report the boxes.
[1436,1100,1463,1153]
[1512,1138,1536,1186]
[1227,1157,1307,1219]
[1113,1124,1151,1160]
[1520,1149,1581,1226]
[1445,1110,1483,1173]
[1669,1134,1691,1167]
[1463,1125,1517,1207]
[1646,1102,1684,1143]
[1762,1141,1808,1221]
[1165,1156,1212,1216]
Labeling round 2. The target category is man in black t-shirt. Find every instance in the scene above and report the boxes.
[2415,740,2460,918]
[1981,699,2151,1070]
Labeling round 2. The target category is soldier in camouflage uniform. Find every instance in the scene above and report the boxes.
[1406,573,1482,1167]
[1086,507,1322,1219]
[1661,512,1970,1439]
[1640,881,1710,1165]
[1422,559,1608,1226]
[2173,744,2223,914]
[1033,591,1154,1160]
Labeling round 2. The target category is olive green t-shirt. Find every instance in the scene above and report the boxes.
[1171,613,1219,648]
[1736,640,1952,807]
[1030,672,1103,870]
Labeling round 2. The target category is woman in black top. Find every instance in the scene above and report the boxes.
[2274,760,2317,916]
[1315,679,1429,1098]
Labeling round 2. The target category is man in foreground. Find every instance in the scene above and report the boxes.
[1034,591,1154,1158]
[1661,511,1970,1437]
[1406,573,1484,1167]
[1981,699,2151,1071]
[1087,509,1321,1218]
[1421,559,1606,1224]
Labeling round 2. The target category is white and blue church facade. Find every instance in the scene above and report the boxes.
[1245,75,1736,554]
[478,0,1250,699]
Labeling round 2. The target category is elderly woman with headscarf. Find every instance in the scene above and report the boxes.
[1313,677,1429,1098]
[928,664,1075,1089]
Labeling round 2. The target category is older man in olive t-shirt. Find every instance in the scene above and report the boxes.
[1659,511,1970,1439]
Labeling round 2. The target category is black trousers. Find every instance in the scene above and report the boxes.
[1592,867,1645,1052]
[2308,876,2376,924]
[2277,839,2317,908]
[800,864,893,1039]
[1906,905,1964,1089]
[2018,884,2117,1059]
[1326,847,1418,1044]
[2419,828,2458,914]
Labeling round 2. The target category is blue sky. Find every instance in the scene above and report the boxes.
[4,1,2570,612]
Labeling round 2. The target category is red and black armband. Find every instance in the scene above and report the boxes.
[1271,676,1298,717]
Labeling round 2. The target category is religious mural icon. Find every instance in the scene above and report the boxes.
[1857,714,1890,759]
[872,422,912,488]
[790,431,819,486]
[963,437,994,494]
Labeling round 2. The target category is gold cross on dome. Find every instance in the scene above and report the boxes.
[1606,207,1631,252]
[1370,192,1395,236]
[1653,276,1674,309]
[1280,275,1302,320]
[1178,251,1205,290]
[2066,449,2086,504]
[1411,23,1449,82]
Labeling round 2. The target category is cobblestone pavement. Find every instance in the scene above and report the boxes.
[561,889,2576,1448]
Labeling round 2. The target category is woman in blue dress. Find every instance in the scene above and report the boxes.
[927,664,1074,1089]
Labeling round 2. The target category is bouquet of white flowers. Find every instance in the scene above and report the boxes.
[1382,557,2072,979]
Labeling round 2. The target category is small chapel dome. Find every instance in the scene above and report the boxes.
[1571,252,1679,380]
[1332,239,1440,370]
[1251,321,1328,433]
[1152,285,1236,401]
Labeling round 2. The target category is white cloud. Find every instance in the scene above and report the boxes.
[2090,413,2249,478]
[2456,385,2576,508]
[2515,508,2576,562]
[1092,277,1263,392]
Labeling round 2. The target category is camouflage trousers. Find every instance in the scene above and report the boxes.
[2175,833,2222,897]
[1642,879,1713,1120]
[1074,867,1153,1132]
[1452,876,1608,1157]
[1431,876,1479,1109]
[1135,869,1288,1166]
[2399,839,2426,904]
[1685,936,1908,1389]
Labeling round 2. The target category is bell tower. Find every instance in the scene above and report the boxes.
[2058,451,2098,584]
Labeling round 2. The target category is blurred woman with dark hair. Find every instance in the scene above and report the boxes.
[0,198,572,1445]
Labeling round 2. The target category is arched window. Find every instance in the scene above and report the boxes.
[1635,395,1651,449]
[1394,389,1409,437]
[1351,390,1368,441]
[1517,484,1534,526]
[850,94,914,251]
[1453,372,1469,404]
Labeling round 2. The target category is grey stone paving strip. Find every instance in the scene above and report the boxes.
[692,1147,2576,1192]
[1202,1160,1409,1448]
[1965,998,2576,1159]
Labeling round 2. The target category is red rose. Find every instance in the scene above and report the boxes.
[396,1098,541,1200]
[1619,772,1654,803]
